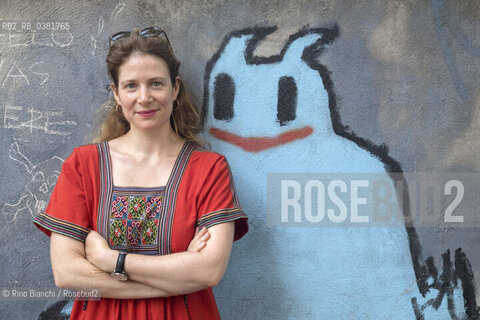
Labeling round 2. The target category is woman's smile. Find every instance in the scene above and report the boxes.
[136,109,159,117]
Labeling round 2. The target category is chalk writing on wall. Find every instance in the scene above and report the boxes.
[0,29,73,48]
[90,16,105,56]
[3,143,64,223]
[90,2,126,56]
[0,60,49,87]
[2,105,77,141]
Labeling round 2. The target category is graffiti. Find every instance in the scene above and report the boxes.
[2,143,63,223]
[0,30,73,49]
[98,16,104,34]
[412,249,479,319]
[432,0,480,101]
[3,105,77,137]
[2,61,29,87]
[38,300,71,320]
[112,2,126,20]
[90,2,125,56]
[90,16,105,56]
[90,35,97,56]
[30,61,49,85]
[0,60,50,87]
[202,26,477,319]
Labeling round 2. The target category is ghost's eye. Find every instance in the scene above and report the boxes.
[277,76,297,126]
[214,73,235,121]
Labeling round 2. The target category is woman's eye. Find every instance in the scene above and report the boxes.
[152,81,163,87]
[125,83,136,89]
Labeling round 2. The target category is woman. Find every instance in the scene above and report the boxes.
[33,27,248,319]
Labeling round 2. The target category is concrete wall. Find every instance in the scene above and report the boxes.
[1,1,479,319]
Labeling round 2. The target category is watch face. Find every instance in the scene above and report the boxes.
[111,272,128,281]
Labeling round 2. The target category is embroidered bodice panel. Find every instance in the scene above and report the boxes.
[108,186,165,254]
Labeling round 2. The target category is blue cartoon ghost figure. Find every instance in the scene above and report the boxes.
[202,27,467,319]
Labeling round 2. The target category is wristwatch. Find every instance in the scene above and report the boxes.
[111,252,128,281]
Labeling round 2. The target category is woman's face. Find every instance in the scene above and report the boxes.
[112,52,179,134]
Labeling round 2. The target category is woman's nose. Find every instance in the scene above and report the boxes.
[138,86,152,104]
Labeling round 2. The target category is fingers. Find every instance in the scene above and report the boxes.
[197,227,207,237]
[196,228,211,250]
[198,228,210,248]
[201,228,210,242]
[192,227,207,242]
[196,240,206,251]
[188,227,211,252]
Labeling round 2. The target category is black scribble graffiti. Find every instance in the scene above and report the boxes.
[412,249,479,319]
[38,301,70,320]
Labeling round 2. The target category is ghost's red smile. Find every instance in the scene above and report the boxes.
[209,126,313,152]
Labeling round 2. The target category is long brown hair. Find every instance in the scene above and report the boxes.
[93,29,204,146]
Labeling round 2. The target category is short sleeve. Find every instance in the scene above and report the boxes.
[33,149,90,242]
[196,156,248,241]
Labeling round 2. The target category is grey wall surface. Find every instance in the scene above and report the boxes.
[1,0,480,319]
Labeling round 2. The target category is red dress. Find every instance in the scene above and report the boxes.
[33,142,248,320]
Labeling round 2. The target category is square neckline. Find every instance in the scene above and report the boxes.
[105,141,187,190]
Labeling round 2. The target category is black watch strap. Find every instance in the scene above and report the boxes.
[114,252,127,273]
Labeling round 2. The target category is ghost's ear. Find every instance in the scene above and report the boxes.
[219,34,254,65]
[300,25,339,62]
[278,25,339,63]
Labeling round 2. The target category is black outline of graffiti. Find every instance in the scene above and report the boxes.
[201,25,479,319]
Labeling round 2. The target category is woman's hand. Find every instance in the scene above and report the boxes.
[187,227,210,252]
[85,230,116,273]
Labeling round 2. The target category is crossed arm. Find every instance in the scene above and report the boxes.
[50,222,234,299]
